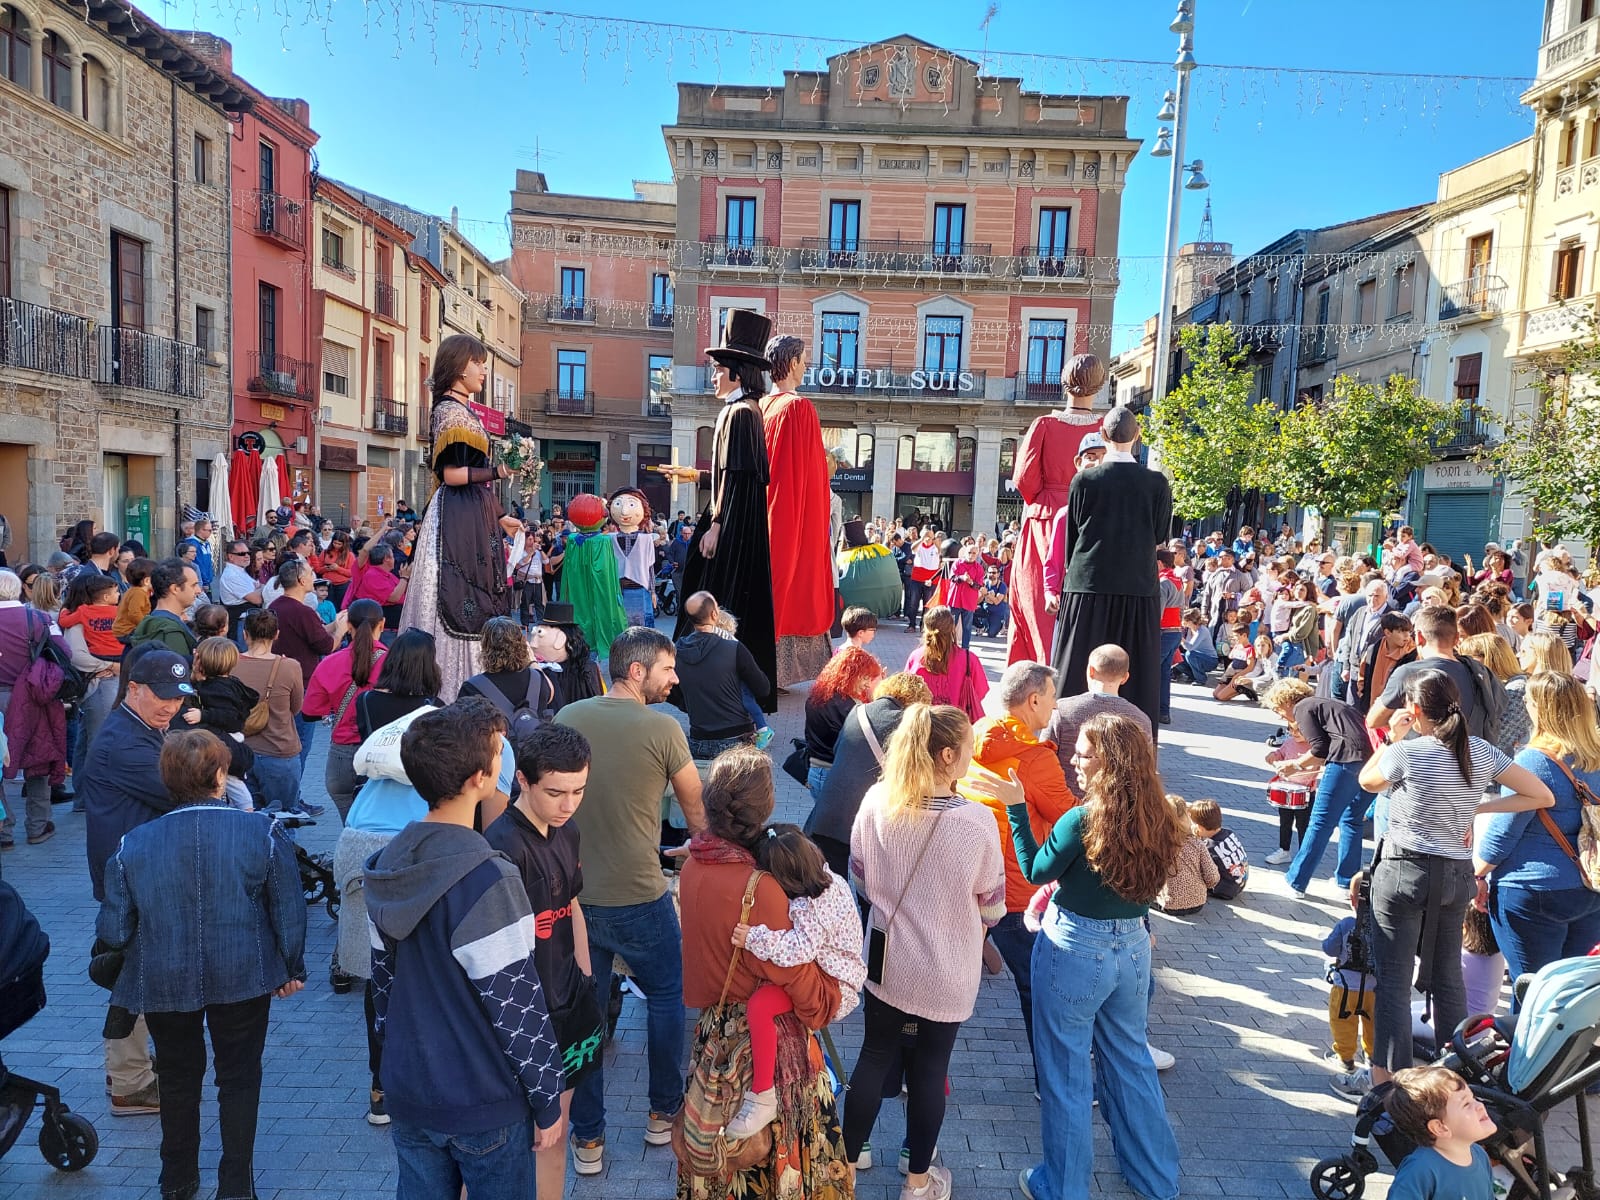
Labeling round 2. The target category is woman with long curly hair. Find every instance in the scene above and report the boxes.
[904,605,989,721]
[1004,711,1184,1200]
[801,645,884,796]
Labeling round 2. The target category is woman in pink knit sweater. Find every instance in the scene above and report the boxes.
[845,703,1005,1200]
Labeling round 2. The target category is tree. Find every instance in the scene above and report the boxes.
[1140,324,1276,521]
[1483,314,1600,555]
[1255,373,1457,529]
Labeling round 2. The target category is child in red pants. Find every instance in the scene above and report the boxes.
[727,826,865,1140]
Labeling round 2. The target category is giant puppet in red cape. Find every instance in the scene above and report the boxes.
[1007,353,1108,667]
[762,334,835,686]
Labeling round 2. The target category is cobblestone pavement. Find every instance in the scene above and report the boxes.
[0,622,1588,1198]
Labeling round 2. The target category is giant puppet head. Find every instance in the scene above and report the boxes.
[567,493,608,533]
[529,602,591,666]
[607,486,652,536]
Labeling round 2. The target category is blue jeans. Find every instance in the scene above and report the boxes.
[807,764,830,798]
[1028,907,1179,1200]
[73,674,118,779]
[1489,882,1600,1008]
[1181,649,1217,681]
[989,912,1038,1074]
[954,606,975,649]
[392,1116,533,1200]
[978,602,1010,637]
[1276,641,1306,674]
[572,891,684,1140]
[1285,760,1373,893]
[621,584,655,628]
[295,712,320,773]
[1158,630,1183,717]
[740,685,768,731]
[248,752,303,814]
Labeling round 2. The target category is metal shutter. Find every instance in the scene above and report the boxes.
[1423,491,1493,569]
[321,470,353,528]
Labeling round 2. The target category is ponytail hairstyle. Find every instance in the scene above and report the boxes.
[702,746,775,851]
[344,598,385,687]
[878,703,970,822]
[920,606,957,675]
[755,823,831,900]
[1404,669,1473,783]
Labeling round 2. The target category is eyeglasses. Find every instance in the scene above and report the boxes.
[228,549,248,557]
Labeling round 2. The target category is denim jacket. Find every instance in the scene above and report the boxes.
[97,803,308,1013]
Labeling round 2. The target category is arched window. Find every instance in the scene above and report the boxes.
[957,437,976,473]
[81,54,110,130]
[999,437,1018,478]
[41,30,71,111]
[855,431,874,469]
[695,425,713,468]
[897,435,914,471]
[0,7,31,89]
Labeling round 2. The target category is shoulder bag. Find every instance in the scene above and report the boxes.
[955,650,983,722]
[1534,751,1600,892]
[856,704,887,766]
[241,658,281,737]
[865,810,945,986]
[671,870,774,1176]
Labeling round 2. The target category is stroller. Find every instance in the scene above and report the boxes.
[1311,955,1600,1200]
[0,880,98,1172]
[268,811,340,920]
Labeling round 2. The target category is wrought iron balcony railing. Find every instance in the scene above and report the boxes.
[246,351,313,400]
[544,388,595,416]
[1433,404,1496,456]
[546,298,595,323]
[1439,275,1508,321]
[374,278,400,320]
[1014,247,1090,279]
[371,394,408,435]
[702,235,784,269]
[255,191,306,250]
[795,237,997,275]
[0,297,90,377]
[96,326,204,399]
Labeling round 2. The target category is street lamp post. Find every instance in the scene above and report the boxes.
[1150,2,1206,408]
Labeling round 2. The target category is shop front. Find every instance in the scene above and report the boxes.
[1414,460,1502,572]
[539,439,600,515]
[320,441,364,529]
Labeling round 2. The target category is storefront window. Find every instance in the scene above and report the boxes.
[999,437,1018,478]
[957,437,976,473]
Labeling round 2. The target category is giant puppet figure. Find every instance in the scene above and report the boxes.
[761,334,835,685]
[1007,353,1108,667]
[607,486,658,628]
[661,310,778,711]
[560,493,628,656]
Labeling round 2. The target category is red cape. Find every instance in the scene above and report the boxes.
[763,391,835,639]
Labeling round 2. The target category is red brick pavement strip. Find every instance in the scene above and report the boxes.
[0,621,1587,1198]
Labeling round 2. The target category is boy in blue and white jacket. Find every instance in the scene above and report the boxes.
[365,698,565,1196]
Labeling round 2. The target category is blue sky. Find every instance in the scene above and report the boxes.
[190,0,1540,350]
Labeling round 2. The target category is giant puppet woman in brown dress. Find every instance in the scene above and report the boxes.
[399,333,522,700]
[1006,353,1108,667]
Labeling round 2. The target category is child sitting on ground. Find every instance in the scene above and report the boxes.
[1462,904,1505,1017]
[184,636,259,811]
[1260,678,1320,866]
[1214,633,1279,703]
[1175,608,1219,683]
[841,606,878,655]
[1323,873,1377,1085]
[713,605,773,750]
[1157,793,1219,916]
[1384,1066,1497,1200]
[58,574,124,664]
[1188,799,1249,900]
[726,823,866,1139]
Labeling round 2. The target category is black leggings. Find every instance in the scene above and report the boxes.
[1279,805,1311,852]
[842,991,960,1174]
[364,980,382,1088]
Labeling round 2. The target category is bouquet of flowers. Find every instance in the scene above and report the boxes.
[499,434,538,473]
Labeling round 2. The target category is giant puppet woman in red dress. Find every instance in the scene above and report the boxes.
[1007,353,1108,667]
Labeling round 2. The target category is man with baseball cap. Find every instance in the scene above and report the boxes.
[1074,431,1107,470]
[80,648,196,1117]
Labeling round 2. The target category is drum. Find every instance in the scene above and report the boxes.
[1268,779,1311,810]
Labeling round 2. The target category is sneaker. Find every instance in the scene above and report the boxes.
[110,1080,160,1116]
[1331,1067,1372,1101]
[1159,712,1172,724]
[1323,1050,1356,1073]
[644,1110,674,1146]
[900,1163,952,1200]
[725,1088,777,1141]
[367,1089,390,1126]
[1147,1043,1175,1072]
[572,1136,604,1175]
[1291,887,1310,900]
[853,1142,873,1171]
[899,1143,940,1176]
[754,727,774,751]
[1019,1166,1041,1200]
[331,969,356,995]
[26,821,55,846]
[293,802,326,818]
[1265,849,1293,866]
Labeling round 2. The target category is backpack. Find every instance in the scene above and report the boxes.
[25,609,89,708]
[470,667,555,748]
[1457,654,1508,749]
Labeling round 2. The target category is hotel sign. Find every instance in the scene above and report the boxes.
[802,366,982,397]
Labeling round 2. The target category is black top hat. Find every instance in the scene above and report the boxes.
[843,518,869,549]
[704,310,773,369]
[542,601,577,626]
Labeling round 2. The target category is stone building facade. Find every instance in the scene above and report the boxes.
[0,0,246,560]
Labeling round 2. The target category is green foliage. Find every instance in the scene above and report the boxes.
[1256,373,1458,521]
[1139,324,1276,520]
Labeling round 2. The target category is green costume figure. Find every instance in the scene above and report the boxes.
[837,518,902,617]
[560,493,627,655]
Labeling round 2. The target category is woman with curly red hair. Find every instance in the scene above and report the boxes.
[802,646,884,796]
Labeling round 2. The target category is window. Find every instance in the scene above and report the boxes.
[258,140,276,193]
[725,196,758,247]
[1586,0,1597,22]
[321,226,345,271]
[1315,287,1331,325]
[923,315,963,372]
[999,437,1018,478]
[648,353,672,406]
[559,267,585,319]
[1026,319,1068,385]
[1239,289,1252,322]
[195,306,213,352]
[897,434,913,470]
[194,457,211,516]
[557,349,587,399]
[186,133,210,185]
[696,426,714,465]
[373,336,391,398]
[856,432,875,469]
[1388,263,1414,319]
[932,203,966,254]
[111,232,146,331]
[1037,207,1071,256]
[1454,353,1483,406]
[829,200,861,252]
[1357,278,1378,326]
[1254,364,1272,403]
[651,273,673,325]
[323,341,350,395]
[1266,276,1279,319]
[820,312,860,369]
[905,432,957,473]
[1561,120,1580,169]
[1555,240,1586,301]
[41,31,70,111]
[420,284,431,339]
[1589,120,1600,161]
[258,283,279,360]
[0,7,30,88]
[957,437,976,473]
[81,55,109,129]
[0,188,10,297]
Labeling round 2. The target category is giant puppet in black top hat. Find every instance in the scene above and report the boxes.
[666,309,779,710]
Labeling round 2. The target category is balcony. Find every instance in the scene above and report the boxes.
[0,297,91,378]
[1439,275,1507,322]
[1239,323,1283,355]
[370,394,409,436]
[1014,247,1090,280]
[796,237,997,276]
[246,351,312,400]
[648,306,674,329]
[703,236,784,270]
[374,278,400,321]
[1012,371,1062,404]
[1523,300,1593,349]
[544,389,594,416]
[648,399,672,418]
[801,364,987,400]
[546,298,595,323]
[1433,404,1495,457]
[95,326,203,399]
[1301,329,1335,365]
[255,191,306,250]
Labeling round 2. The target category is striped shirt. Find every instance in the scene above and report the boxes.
[1376,735,1512,860]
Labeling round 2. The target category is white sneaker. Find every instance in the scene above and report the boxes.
[1147,1043,1176,1071]
[1265,849,1293,866]
[725,1088,777,1141]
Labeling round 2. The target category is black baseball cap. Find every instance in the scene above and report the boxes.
[128,650,196,699]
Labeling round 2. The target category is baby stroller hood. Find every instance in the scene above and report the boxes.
[1507,955,1600,1095]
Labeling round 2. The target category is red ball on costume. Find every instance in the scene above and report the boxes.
[567,493,608,533]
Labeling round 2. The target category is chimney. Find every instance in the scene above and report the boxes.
[173,31,233,76]
[450,206,459,230]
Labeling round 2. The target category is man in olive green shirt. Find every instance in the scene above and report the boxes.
[554,627,704,1173]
